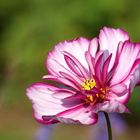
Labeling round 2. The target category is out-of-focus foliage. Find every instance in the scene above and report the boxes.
[0,0,140,139]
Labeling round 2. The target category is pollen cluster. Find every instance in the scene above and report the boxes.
[82,79,96,90]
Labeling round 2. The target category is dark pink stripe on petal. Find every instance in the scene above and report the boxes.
[110,41,140,85]
[46,37,90,76]
[64,54,84,77]
[95,53,103,81]
[120,59,140,85]
[40,116,59,124]
[95,51,109,85]
[102,54,112,83]
[26,83,77,124]
[99,27,130,71]
[56,104,98,125]
[61,93,85,107]
[59,71,83,86]
[36,116,59,125]
[57,104,85,117]
[63,51,89,78]
[85,51,95,78]
[43,75,80,90]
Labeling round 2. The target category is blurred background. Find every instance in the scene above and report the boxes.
[0,0,140,139]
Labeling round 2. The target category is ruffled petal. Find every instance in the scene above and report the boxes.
[43,74,81,90]
[47,58,84,87]
[94,50,109,85]
[47,38,90,76]
[84,38,99,77]
[56,104,98,125]
[130,66,140,91]
[110,41,140,85]
[114,89,131,104]
[94,100,129,113]
[63,51,89,78]
[26,83,77,124]
[117,66,140,104]
[110,84,127,96]
[99,27,129,70]
[102,54,112,83]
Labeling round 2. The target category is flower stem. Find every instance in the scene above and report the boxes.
[104,112,112,140]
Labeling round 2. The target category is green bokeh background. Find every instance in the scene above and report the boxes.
[0,0,140,139]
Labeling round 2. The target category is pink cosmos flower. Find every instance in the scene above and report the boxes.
[27,27,140,125]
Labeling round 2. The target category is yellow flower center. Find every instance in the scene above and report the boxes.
[82,79,96,90]
[82,79,106,104]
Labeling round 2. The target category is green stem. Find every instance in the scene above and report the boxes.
[104,112,112,140]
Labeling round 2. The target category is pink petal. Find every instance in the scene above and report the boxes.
[64,53,84,77]
[59,71,83,86]
[26,83,77,124]
[85,51,95,77]
[63,51,89,78]
[121,59,140,92]
[52,91,74,99]
[110,41,140,85]
[94,50,109,85]
[116,68,140,105]
[99,27,129,70]
[94,100,129,113]
[88,37,99,57]
[43,74,80,90]
[115,89,131,104]
[95,52,104,83]
[49,58,84,85]
[102,54,112,83]
[129,66,140,92]
[57,104,98,125]
[110,84,127,96]
[47,37,90,76]
[61,93,85,108]
[108,87,130,104]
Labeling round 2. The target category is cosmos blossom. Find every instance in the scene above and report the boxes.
[27,27,140,125]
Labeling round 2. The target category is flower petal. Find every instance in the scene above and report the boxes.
[130,66,140,90]
[88,37,99,57]
[102,54,112,83]
[26,83,77,124]
[52,91,73,99]
[110,41,140,85]
[113,69,139,113]
[56,104,98,125]
[94,50,109,85]
[63,51,89,78]
[99,27,129,70]
[85,51,95,77]
[47,37,90,76]
[110,84,127,96]
[43,74,80,90]
[94,100,129,113]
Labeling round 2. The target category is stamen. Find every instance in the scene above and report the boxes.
[87,95,93,101]
[85,88,106,104]
[82,79,96,90]
[96,94,99,98]
[85,95,94,103]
